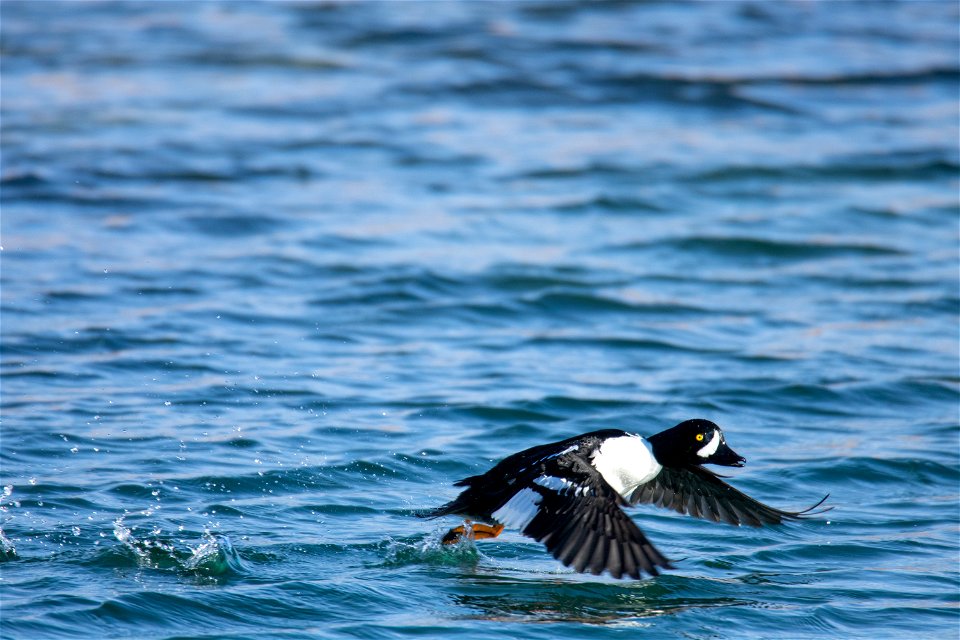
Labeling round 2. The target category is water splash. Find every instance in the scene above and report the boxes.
[113,517,245,577]
[113,516,181,570]
[380,530,482,569]
[183,532,246,575]
[0,528,17,561]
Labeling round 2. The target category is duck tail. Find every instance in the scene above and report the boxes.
[414,500,461,519]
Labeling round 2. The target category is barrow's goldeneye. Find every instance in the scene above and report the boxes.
[420,419,829,579]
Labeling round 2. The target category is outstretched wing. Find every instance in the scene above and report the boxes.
[509,454,673,579]
[629,465,830,527]
[521,480,674,579]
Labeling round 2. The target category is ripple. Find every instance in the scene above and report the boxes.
[183,213,287,237]
[807,457,959,487]
[676,236,903,260]
[1,1,957,638]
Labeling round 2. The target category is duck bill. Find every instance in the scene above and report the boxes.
[711,441,746,467]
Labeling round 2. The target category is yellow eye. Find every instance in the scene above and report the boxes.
[696,433,704,442]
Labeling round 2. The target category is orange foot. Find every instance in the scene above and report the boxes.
[441,520,504,545]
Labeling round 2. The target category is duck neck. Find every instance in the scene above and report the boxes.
[646,430,683,468]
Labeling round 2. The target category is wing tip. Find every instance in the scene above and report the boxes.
[768,493,833,524]
[549,528,674,580]
[783,493,833,521]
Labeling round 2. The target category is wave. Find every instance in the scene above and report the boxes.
[113,517,247,578]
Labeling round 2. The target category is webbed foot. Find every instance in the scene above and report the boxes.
[441,520,504,545]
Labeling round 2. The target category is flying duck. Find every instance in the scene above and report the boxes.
[420,419,829,579]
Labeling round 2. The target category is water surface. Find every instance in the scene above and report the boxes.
[1,2,958,638]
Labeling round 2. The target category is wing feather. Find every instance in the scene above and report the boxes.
[630,465,830,527]
[619,542,635,579]
[588,534,608,576]
[516,466,674,579]
[572,530,596,573]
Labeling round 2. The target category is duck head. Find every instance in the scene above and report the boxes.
[648,419,746,468]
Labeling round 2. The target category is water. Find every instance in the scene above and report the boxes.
[1,1,958,638]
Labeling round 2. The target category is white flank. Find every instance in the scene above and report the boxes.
[591,435,662,498]
[491,488,541,530]
[696,430,721,458]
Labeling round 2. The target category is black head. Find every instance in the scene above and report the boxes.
[647,419,746,468]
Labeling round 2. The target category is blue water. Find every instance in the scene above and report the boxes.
[1,1,958,638]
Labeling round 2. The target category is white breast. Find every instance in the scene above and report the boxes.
[590,434,662,498]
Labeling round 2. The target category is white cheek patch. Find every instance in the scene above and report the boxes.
[696,431,721,458]
[492,488,541,530]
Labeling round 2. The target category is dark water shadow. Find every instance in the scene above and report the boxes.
[448,573,753,624]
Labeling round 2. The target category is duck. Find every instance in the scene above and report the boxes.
[419,419,829,579]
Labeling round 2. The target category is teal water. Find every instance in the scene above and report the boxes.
[1,2,958,638]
